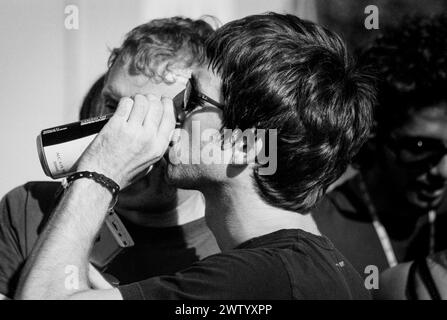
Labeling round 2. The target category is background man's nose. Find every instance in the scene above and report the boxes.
[431,154,447,180]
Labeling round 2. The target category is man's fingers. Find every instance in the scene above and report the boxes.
[88,264,113,290]
[111,97,133,123]
[158,96,176,144]
[128,94,148,125]
[143,94,164,130]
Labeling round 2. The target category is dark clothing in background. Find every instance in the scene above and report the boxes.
[0,182,219,297]
[313,174,447,278]
[104,213,218,285]
[119,229,371,300]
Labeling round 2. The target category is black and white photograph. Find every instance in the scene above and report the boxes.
[0,0,447,309]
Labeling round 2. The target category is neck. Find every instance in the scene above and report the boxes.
[201,178,320,251]
[116,189,205,227]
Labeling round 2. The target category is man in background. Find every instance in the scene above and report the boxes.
[0,17,219,299]
[313,14,447,282]
[377,249,447,299]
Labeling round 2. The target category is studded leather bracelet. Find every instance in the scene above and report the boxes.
[65,171,120,210]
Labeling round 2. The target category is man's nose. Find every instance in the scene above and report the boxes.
[430,154,447,180]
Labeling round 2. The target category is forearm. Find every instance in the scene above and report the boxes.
[14,94,174,300]
[15,179,112,300]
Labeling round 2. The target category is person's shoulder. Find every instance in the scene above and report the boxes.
[185,247,294,299]
[120,247,294,300]
[201,246,286,269]
[1,181,61,209]
[2,181,60,200]
[1,181,61,228]
[196,246,292,288]
[263,230,371,300]
[376,262,412,300]
[379,252,447,300]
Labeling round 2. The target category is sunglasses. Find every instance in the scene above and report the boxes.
[173,78,224,124]
[387,136,447,168]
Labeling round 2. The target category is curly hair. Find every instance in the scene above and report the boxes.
[79,17,215,119]
[207,13,376,213]
[361,13,447,137]
[108,16,215,84]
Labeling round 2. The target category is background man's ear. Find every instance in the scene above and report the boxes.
[164,72,176,83]
[165,68,192,85]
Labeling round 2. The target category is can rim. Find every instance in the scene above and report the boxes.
[36,134,54,178]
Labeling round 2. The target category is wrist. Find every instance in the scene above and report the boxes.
[63,179,114,221]
[66,171,120,211]
[77,161,124,188]
[71,178,113,198]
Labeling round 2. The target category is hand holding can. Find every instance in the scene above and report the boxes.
[76,94,175,188]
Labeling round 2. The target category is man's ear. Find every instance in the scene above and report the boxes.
[231,128,263,166]
[164,72,176,83]
[165,68,192,85]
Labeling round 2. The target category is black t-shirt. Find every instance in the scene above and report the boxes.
[313,174,447,276]
[119,229,371,300]
[0,182,219,297]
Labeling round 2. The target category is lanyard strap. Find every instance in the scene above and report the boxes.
[371,220,398,268]
[358,176,398,267]
[357,174,436,268]
[428,210,437,255]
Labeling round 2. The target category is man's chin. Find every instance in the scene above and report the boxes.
[164,162,198,191]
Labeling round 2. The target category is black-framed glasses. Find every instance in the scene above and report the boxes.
[173,78,224,123]
[387,135,447,168]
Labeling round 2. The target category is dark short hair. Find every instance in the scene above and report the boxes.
[108,16,214,83]
[207,13,375,212]
[361,13,447,137]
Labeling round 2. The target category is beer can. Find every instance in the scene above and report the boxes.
[37,114,112,179]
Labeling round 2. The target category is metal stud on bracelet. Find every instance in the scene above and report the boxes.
[66,171,120,211]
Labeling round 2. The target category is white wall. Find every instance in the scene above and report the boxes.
[0,0,315,196]
[0,0,65,196]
